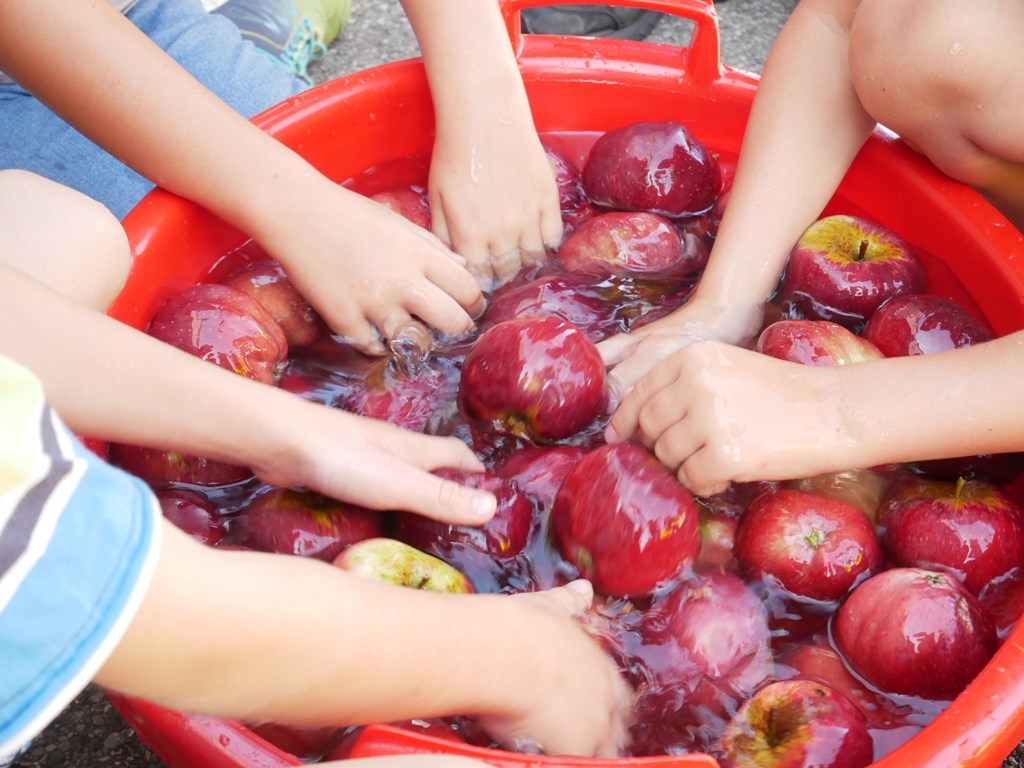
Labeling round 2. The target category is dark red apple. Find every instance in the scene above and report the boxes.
[880,477,1024,596]
[695,506,740,574]
[483,273,619,343]
[393,471,533,562]
[562,200,600,236]
[979,572,1024,640]
[833,568,997,701]
[735,489,883,604]
[551,443,700,597]
[155,489,225,545]
[909,452,1024,485]
[862,294,991,357]
[221,258,322,348]
[558,212,693,280]
[702,187,730,238]
[333,538,474,593]
[370,186,431,230]
[674,216,713,275]
[582,122,720,217]
[715,680,873,768]
[232,488,383,562]
[787,469,889,525]
[459,317,606,442]
[148,283,288,385]
[494,445,588,511]
[248,723,343,760]
[543,144,583,212]
[341,357,455,434]
[777,216,926,328]
[111,443,252,487]
[756,320,883,367]
[634,572,773,732]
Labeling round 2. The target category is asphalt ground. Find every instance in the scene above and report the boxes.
[20,1,1024,767]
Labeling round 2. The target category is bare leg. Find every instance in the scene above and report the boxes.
[849,0,1024,230]
[0,169,130,310]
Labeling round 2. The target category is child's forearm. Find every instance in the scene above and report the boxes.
[695,0,875,311]
[835,331,1024,468]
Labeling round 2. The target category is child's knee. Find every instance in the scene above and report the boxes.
[0,170,130,311]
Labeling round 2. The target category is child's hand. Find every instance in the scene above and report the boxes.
[599,299,765,407]
[429,111,563,292]
[479,581,634,757]
[254,397,497,525]
[605,341,848,496]
[262,183,486,355]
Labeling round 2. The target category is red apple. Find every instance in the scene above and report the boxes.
[756,320,884,367]
[341,357,455,434]
[634,572,773,733]
[370,185,431,230]
[459,317,606,442]
[232,488,383,562]
[777,216,926,328]
[333,538,474,594]
[543,144,583,212]
[551,443,700,597]
[393,470,533,562]
[220,258,322,348]
[111,443,252,487]
[735,489,883,605]
[833,568,997,701]
[695,506,740,574]
[715,680,873,768]
[248,723,343,760]
[787,469,889,525]
[494,445,588,511]
[558,212,694,280]
[148,283,288,385]
[674,216,713,275]
[483,273,619,343]
[702,187,730,238]
[582,122,720,217]
[562,200,599,236]
[908,452,1024,485]
[155,489,225,545]
[879,477,1024,596]
[979,572,1024,640]
[862,294,991,357]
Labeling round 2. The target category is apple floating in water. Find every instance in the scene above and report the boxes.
[483,273,620,343]
[862,293,991,357]
[370,185,431,230]
[155,489,225,545]
[459,317,606,443]
[558,212,693,280]
[833,568,997,701]
[494,445,588,511]
[221,258,322,348]
[551,443,700,597]
[582,121,720,217]
[111,444,253,487]
[777,215,926,328]
[879,477,1024,596]
[787,469,889,524]
[334,538,474,594]
[756,320,883,367]
[715,680,874,768]
[543,143,583,213]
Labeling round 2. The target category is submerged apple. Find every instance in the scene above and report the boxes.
[735,489,883,605]
[482,273,619,343]
[155,489,225,545]
[756,320,883,366]
[370,185,431,230]
[778,216,926,328]
[787,469,889,524]
[558,212,693,280]
[862,294,991,357]
[582,121,720,217]
[111,444,253,487]
[232,488,383,562]
[543,144,583,212]
[833,568,997,701]
[334,538,474,593]
[880,477,1024,596]
[148,283,288,385]
[341,357,455,434]
[221,258,322,348]
[715,680,873,768]
[694,506,740,574]
[494,445,588,511]
[459,317,606,442]
[551,443,700,597]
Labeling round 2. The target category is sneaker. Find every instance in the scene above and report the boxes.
[520,5,662,40]
[214,0,351,83]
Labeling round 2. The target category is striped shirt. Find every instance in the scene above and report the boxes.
[0,358,161,763]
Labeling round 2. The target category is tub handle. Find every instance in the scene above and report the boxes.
[499,0,722,89]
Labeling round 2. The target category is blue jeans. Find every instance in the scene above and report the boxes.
[0,0,306,219]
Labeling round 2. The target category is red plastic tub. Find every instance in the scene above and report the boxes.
[105,1,1024,766]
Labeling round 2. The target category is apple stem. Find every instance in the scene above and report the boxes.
[857,240,869,261]
[955,476,966,501]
